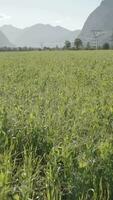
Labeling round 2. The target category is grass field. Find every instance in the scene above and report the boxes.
[0,50,113,200]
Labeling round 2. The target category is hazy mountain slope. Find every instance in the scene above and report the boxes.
[0,25,22,43]
[0,31,13,47]
[0,24,80,48]
[79,0,113,46]
[15,24,80,47]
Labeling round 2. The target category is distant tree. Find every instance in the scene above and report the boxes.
[103,43,110,50]
[110,33,113,48]
[74,38,83,50]
[55,45,59,50]
[86,42,91,50]
[64,40,71,49]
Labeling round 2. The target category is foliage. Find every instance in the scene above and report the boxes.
[0,50,113,199]
[74,38,83,49]
[86,42,91,50]
[64,40,71,49]
[103,43,110,50]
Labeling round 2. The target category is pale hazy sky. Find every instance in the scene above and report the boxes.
[0,0,102,30]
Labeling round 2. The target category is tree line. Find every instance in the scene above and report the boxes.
[0,38,112,51]
[64,38,111,50]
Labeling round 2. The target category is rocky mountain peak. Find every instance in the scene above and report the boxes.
[101,0,113,6]
[79,0,113,46]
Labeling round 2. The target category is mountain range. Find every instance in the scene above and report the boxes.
[0,0,113,48]
[0,24,80,48]
[79,0,113,46]
[0,30,13,47]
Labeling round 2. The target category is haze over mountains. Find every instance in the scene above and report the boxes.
[79,0,113,46]
[0,31,13,47]
[0,25,22,44]
[0,24,80,48]
[0,0,113,48]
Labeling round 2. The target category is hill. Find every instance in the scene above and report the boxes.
[0,25,22,44]
[0,24,80,48]
[79,0,113,46]
[0,30,13,47]
[16,24,80,47]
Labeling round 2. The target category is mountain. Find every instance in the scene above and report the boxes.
[0,25,22,44]
[15,24,80,47]
[0,31,13,47]
[79,0,113,46]
[0,24,80,48]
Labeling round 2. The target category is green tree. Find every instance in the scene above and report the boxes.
[103,43,110,50]
[74,38,83,50]
[86,42,91,50]
[110,33,113,48]
[64,40,71,49]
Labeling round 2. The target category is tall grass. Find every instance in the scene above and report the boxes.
[0,51,113,199]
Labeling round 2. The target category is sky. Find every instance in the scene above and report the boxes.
[0,0,102,30]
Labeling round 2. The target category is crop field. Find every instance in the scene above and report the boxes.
[0,50,113,200]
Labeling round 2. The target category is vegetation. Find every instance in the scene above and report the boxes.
[0,50,113,200]
[74,38,83,50]
[103,43,110,50]
[64,40,71,49]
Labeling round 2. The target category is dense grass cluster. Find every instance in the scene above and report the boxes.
[0,51,113,200]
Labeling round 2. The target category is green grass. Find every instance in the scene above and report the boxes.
[0,50,113,200]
